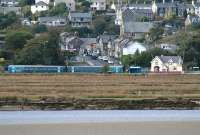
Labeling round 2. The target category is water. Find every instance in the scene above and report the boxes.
[0,110,200,125]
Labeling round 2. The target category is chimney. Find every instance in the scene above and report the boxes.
[163,0,165,4]
[172,0,174,3]
[192,0,194,5]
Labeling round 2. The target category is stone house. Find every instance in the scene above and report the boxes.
[90,0,106,11]
[150,56,183,73]
[68,12,92,28]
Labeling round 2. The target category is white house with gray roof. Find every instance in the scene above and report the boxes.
[31,1,49,14]
[90,0,106,11]
[151,56,183,73]
[68,12,92,28]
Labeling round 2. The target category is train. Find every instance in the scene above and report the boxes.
[7,65,124,73]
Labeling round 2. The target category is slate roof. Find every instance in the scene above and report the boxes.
[38,16,66,22]
[124,22,154,33]
[80,38,96,48]
[97,34,116,44]
[158,56,183,64]
[127,4,152,9]
[91,0,106,2]
[69,12,92,18]
[35,1,48,6]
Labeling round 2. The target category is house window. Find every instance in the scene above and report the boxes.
[173,67,177,71]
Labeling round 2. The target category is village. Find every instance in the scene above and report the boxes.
[0,0,200,74]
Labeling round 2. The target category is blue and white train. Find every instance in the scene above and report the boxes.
[7,65,124,73]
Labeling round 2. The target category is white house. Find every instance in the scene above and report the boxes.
[35,0,50,5]
[122,41,146,55]
[151,56,183,73]
[90,0,106,11]
[192,0,200,16]
[54,0,76,11]
[31,1,49,14]
[185,14,200,26]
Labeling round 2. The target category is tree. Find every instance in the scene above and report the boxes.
[101,64,110,73]
[49,3,68,16]
[18,0,28,6]
[149,26,164,42]
[32,24,48,33]
[21,6,32,17]
[92,16,107,35]
[14,30,65,65]
[5,30,33,50]
[0,12,18,29]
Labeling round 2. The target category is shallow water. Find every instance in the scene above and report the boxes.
[1,110,200,124]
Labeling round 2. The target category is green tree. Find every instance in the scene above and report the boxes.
[22,6,32,17]
[14,30,65,65]
[101,64,110,73]
[149,26,164,42]
[5,30,33,50]
[92,16,107,35]
[32,24,48,33]
[0,12,18,29]
[49,3,68,16]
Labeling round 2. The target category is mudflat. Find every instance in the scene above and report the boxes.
[0,122,200,135]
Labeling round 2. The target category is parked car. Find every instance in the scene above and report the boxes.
[98,56,103,60]
[103,56,108,61]
[108,60,114,64]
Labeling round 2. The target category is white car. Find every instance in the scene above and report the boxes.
[103,56,108,61]
[98,56,103,60]
[108,60,114,64]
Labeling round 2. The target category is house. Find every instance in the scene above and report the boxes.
[31,1,49,14]
[121,21,154,39]
[152,0,186,17]
[158,43,177,53]
[68,12,92,28]
[90,0,106,11]
[0,6,21,15]
[79,38,97,55]
[151,56,183,73]
[35,0,50,5]
[96,34,116,56]
[122,41,146,56]
[192,0,200,16]
[185,3,195,14]
[60,32,84,52]
[185,14,200,26]
[113,38,146,58]
[38,16,67,26]
[115,5,153,25]
[54,0,75,11]
[0,0,19,7]
[116,8,153,25]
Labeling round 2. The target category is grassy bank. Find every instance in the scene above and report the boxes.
[0,74,200,110]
